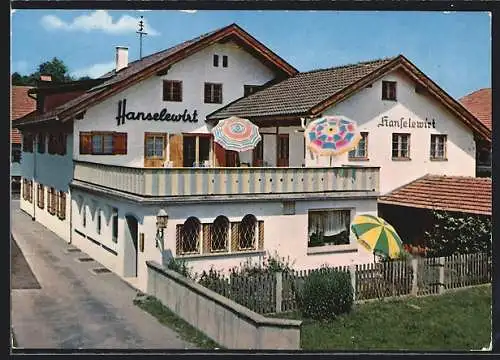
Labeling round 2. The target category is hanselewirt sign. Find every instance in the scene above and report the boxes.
[115,99,199,126]
[377,115,436,129]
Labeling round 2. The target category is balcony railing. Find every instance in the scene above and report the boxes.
[73,161,380,197]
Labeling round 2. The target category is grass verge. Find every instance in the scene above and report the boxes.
[133,294,222,349]
[272,285,491,351]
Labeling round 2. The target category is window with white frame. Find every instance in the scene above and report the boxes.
[308,210,351,247]
[176,217,201,255]
[348,132,368,160]
[210,216,230,252]
[392,133,411,159]
[430,134,447,160]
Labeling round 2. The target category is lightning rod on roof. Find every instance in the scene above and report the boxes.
[137,16,148,60]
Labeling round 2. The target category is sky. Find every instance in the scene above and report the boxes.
[11,10,491,99]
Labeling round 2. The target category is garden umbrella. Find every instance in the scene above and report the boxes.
[351,214,404,260]
[304,115,362,157]
[211,116,262,152]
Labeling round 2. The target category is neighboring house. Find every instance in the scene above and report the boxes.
[209,55,491,195]
[11,86,36,191]
[377,174,491,246]
[459,88,492,177]
[14,24,382,292]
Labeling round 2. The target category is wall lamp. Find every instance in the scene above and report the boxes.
[155,208,169,249]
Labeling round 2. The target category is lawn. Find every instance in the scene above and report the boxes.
[274,285,491,351]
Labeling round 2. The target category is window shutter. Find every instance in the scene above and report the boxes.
[202,223,212,254]
[258,221,264,250]
[113,132,128,155]
[214,142,226,167]
[231,222,240,251]
[80,133,92,154]
[169,134,183,167]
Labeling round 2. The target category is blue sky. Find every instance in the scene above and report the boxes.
[11,10,491,99]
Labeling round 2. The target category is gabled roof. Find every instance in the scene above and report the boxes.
[378,174,491,216]
[207,55,491,142]
[14,23,298,127]
[11,86,36,143]
[459,88,491,131]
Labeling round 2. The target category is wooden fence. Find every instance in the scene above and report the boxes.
[200,252,491,315]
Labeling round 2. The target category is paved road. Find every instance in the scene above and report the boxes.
[11,200,196,349]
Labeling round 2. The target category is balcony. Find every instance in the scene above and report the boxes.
[73,161,380,197]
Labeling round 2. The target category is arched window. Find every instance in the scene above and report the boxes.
[239,214,257,250]
[179,217,201,254]
[211,216,229,252]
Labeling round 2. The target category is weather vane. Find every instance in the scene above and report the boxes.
[137,16,148,60]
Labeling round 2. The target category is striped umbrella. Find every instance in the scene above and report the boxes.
[351,214,404,260]
[211,116,262,152]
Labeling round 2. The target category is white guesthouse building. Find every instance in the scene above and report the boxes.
[14,24,491,292]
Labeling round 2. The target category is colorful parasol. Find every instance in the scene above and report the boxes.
[211,116,262,152]
[304,115,361,156]
[351,214,404,260]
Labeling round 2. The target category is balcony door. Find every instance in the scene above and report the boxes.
[277,134,289,167]
[252,140,264,167]
[144,133,167,168]
[183,135,211,167]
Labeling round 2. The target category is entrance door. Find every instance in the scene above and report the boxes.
[125,215,138,277]
[277,134,289,167]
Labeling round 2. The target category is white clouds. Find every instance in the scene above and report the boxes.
[179,10,197,14]
[71,61,115,79]
[40,10,160,36]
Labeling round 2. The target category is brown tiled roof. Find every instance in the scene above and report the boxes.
[11,86,36,143]
[459,88,491,131]
[14,23,297,127]
[208,57,395,119]
[378,175,491,215]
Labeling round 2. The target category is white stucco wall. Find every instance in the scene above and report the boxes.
[19,134,74,241]
[73,41,277,167]
[311,70,476,194]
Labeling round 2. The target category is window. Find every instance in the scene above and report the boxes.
[213,54,219,67]
[37,184,45,209]
[22,133,34,153]
[112,208,118,243]
[47,187,56,215]
[392,133,411,159]
[57,191,66,220]
[182,135,211,167]
[238,214,258,250]
[82,206,87,228]
[252,140,264,166]
[430,134,447,160]
[96,210,102,235]
[277,134,289,167]
[308,210,351,247]
[23,179,33,203]
[37,133,46,154]
[176,217,201,255]
[210,216,229,252]
[48,133,67,155]
[204,83,223,104]
[348,132,369,160]
[244,85,262,97]
[145,134,165,159]
[12,147,21,163]
[222,55,228,68]
[163,80,182,102]
[382,81,397,101]
[79,132,127,155]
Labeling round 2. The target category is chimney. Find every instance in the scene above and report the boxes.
[40,74,52,82]
[115,46,129,72]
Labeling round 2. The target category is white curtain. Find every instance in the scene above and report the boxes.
[309,211,349,237]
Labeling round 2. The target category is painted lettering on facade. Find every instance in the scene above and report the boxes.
[377,116,436,129]
[115,99,199,126]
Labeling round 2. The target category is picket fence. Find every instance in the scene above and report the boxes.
[201,252,491,315]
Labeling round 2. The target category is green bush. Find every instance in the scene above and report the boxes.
[166,258,193,279]
[198,267,227,293]
[299,268,354,320]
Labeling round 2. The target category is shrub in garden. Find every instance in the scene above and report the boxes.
[198,267,227,294]
[298,268,354,320]
[166,258,193,279]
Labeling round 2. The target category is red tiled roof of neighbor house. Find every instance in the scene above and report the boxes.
[459,88,492,131]
[14,23,298,128]
[378,175,491,216]
[11,86,36,144]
